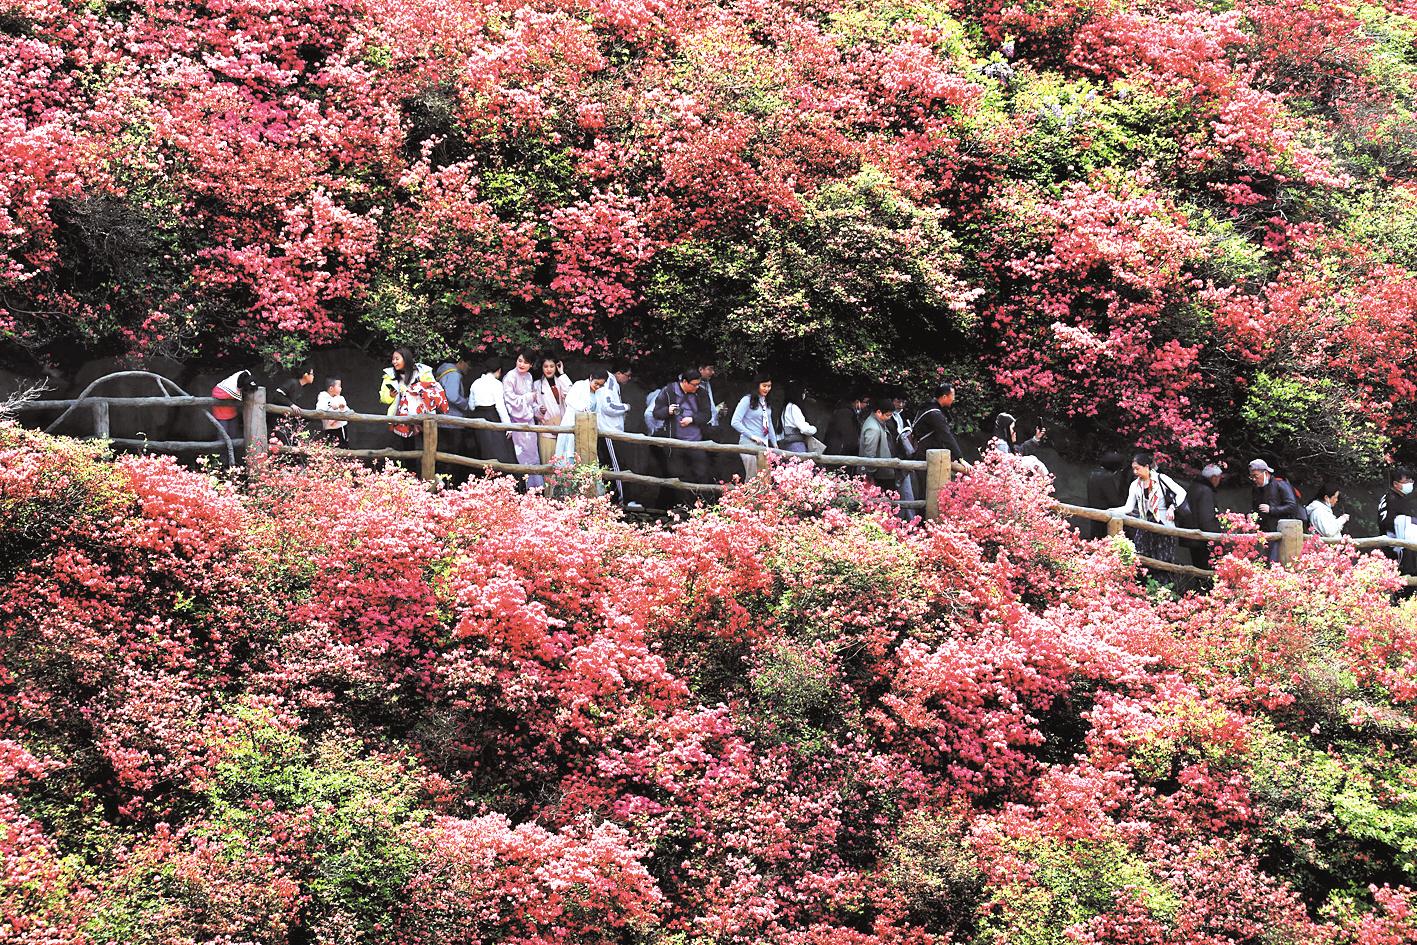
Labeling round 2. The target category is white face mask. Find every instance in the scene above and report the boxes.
[1401,482,1414,496]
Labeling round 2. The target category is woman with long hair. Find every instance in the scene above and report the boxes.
[534,355,572,463]
[501,350,544,487]
[731,372,779,480]
[988,412,1017,454]
[379,347,437,471]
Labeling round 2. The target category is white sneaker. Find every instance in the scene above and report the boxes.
[625,501,645,512]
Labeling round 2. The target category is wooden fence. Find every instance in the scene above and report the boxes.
[15,383,1417,584]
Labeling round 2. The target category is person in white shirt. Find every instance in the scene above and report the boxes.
[1108,450,1188,583]
[1306,482,1350,538]
[555,370,609,461]
[780,382,818,453]
[315,376,352,444]
[468,357,516,465]
[595,362,636,504]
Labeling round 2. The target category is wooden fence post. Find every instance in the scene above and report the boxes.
[421,415,438,483]
[1277,518,1304,565]
[924,449,952,520]
[575,411,599,497]
[92,400,110,439]
[1107,516,1124,537]
[243,387,268,471]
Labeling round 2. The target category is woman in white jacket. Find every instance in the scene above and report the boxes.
[1306,482,1350,538]
[1107,451,1187,577]
[779,383,818,453]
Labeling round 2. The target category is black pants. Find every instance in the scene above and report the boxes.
[668,448,709,507]
[387,430,420,473]
[439,427,469,484]
[470,407,516,465]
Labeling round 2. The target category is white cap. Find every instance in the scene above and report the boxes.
[1248,458,1274,474]
[1200,463,1222,478]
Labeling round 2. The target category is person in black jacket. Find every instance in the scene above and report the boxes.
[268,364,315,444]
[1378,467,1416,578]
[826,391,867,468]
[912,383,971,469]
[1249,458,1299,562]
[1183,463,1224,569]
[1085,450,1130,539]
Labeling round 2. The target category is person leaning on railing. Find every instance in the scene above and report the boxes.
[1108,451,1188,582]
[859,397,900,497]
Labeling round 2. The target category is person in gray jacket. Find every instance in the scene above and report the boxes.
[860,398,902,505]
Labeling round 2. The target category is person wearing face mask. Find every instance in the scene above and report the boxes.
[1306,483,1350,538]
[1378,468,1416,576]
[1249,458,1300,562]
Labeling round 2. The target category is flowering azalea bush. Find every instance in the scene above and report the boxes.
[3,430,1416,941]
[6,0,1417,470]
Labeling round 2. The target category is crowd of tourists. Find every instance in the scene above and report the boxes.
[208,349,1415,575]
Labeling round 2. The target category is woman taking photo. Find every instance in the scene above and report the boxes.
[732,373,779,480]
[534,355,572,463]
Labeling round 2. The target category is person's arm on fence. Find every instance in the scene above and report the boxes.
[731,397,753,441]
[1107,480,1140,520]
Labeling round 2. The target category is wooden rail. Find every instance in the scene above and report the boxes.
[13,384,1417,582]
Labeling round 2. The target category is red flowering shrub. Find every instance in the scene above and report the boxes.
[1,431,1415,941]
[5,0,1417,473]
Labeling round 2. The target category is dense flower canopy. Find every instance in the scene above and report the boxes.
[4,0,1417,468]
[2,425,1417,942]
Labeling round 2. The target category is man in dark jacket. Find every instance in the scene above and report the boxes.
[1183,463,1224,569]
[652,370,715,504]
[269,364,315,443]
[1378,467,1416,578]
[1085,450,1130,539]
[826,392,867,457]
[1249,458,1299,562]
[912,383,971,469]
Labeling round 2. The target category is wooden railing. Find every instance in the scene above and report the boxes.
[14,384,1417,583]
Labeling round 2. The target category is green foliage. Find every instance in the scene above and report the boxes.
[203,706,428,939]
[1239,372,1388,475]
[828,0,975,56]
[982,837,1181,945]
[1343,187,1417,270]
[645,166,977,376]
[877,810,983,933]
[1332,749,1417,879]
[991,75,1187,189]
[748,641,838,751]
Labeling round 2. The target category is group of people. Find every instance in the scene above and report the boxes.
[1084,450,1399,582]
[215,353,1410,577]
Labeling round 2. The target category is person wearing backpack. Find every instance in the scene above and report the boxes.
[1108,451,1188,582]
[1248,458,1300,562]
[912,384,971,470]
